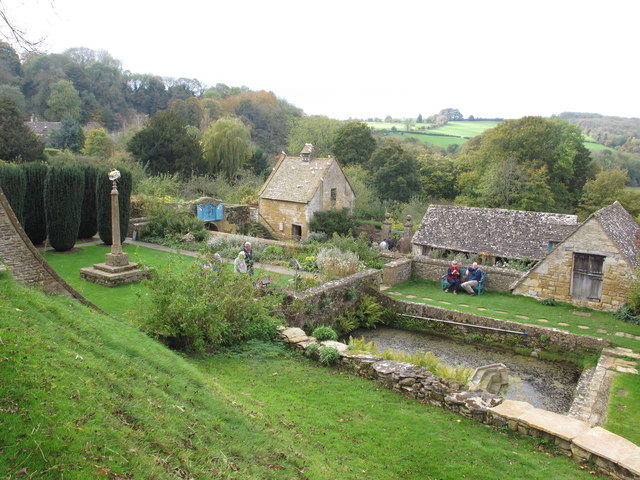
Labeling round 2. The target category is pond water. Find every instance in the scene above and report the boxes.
[347,327,581,414]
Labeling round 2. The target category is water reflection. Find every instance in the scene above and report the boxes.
[347,327,580,413]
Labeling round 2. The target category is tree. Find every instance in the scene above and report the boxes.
[44,166,85,251]
[403,118,415,132]
[20,162,48,245]
[78,165,99,239]
[455,116,592,212]
[0,161,26,225]
[332,120,377,166]
[578,168,640,218]
[286,116,341,157]
[49,114,85,151]
[417,153,457,200]
[246,147,270,177]
[0,84,25,112]
[439,108,463,121]
[45,79,81,121]
[368,140,422,203]
[0,41,21,85]
[417,114,423,124]
[82,128,114,159]
[202,117,252,179]
[342,165,385,220]
[127,110,203,175]
[0,97,45,163]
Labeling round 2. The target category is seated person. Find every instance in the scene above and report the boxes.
[461,262,484,296]
[445,260,461,294]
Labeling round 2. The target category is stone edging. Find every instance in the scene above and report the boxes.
[279,326,640,480]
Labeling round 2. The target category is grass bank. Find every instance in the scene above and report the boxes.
[0,273,609,479]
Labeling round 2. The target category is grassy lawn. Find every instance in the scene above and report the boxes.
[42,244,293,318]
[606,372,640,445]
[384,278,640,351]
[0,272,610,479]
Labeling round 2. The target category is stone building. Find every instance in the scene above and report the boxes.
[411,204,579,264]
[512,201,639,311]
[257,144,355,240]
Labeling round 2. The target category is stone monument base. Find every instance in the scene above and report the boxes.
[80,260,150,287]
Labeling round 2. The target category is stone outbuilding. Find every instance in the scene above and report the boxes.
[512,201,640,311]
[411,204,579,264]
[258,144,355,240]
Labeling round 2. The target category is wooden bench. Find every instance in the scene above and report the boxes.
[441,267,486,295]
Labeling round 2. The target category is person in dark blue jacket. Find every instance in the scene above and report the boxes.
[461,262,484,296]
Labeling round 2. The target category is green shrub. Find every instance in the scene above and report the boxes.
[309,208,356,236]
[318,346,340,366]
[613,307,640,325]
[144,201,206,242]
[20,162,48,245]
[628,277,640,316]
[96,168,132,245]
[335,295,385,334]
[305,343,320,357]
[312,325,338,341]
[0,161,26,225]
[136,173,183,198]
[77,164,99,239]
[263,245,284,259]
[138,260,284,353]
[44,165,84,251]
[537,298,557,306]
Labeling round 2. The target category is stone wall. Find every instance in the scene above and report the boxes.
[258,198,308,240]
[284,269,381,328]
[513,218,635,311]
[382,257,412,285]
[379,295,607,352]
[0,187,99,310]
[394,256,525,291]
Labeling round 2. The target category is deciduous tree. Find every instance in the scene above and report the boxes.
[286,116,341,157]
[368,140,422,203]
[332,121,376,166]
[45,79,81,121]
[202,117,252,180]
[0,97,45,163]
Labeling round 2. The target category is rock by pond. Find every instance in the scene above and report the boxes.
[347,327,581,414]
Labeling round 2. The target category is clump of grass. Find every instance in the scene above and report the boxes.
[312,325,338,341]
[348,337,473,384]
[318,346,341,365]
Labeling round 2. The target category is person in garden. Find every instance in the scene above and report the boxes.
[461,262,484,296]
[241,242,254,275]
[445,260,461,294]
[234,251,247,274]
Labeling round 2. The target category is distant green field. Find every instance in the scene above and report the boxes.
[383,132,467,148]
[584,141,615,152]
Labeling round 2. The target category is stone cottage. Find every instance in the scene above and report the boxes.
[411,204,579,264]
[512,201,640,311]
[257,144,355,240]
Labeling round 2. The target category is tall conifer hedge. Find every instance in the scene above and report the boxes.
[44,165,84,251]
[20,162,49,245]
[78,164,99,239]
[96,168,132,245]
[0,162,27,225]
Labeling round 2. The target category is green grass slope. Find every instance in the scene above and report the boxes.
[0,272,306,479]
[0,272,610,479]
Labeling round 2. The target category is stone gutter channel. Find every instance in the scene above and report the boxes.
[278,327,640,480]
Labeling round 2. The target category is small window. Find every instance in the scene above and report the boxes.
[330,188,337,204]
[571,253,605,301]
[292,224,302,240]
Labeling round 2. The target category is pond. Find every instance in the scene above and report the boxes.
[347,327,581,414]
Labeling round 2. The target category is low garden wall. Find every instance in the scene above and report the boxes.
[284,269,381,328]
[409,256,525,292]
[379,296,608,353]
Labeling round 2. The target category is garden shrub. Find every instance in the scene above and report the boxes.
[0,161,26,225]
[144,201,206,242]
[311,325,338,341]
[96,168,132,245]
[20,162,48,245]
[308,207,356,236]
[335,295,385,334]
[138,259,285,353]
[537,298,557,306]
[44,165,84,251]
[77,164,99,239]
[318,346,340,366]
[316,246,363,278]
[613,306,640,325]
[136,173,183,198]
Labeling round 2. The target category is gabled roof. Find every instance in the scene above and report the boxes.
[259,152,337,204]
[590,201,640,267]
[412,204,579,260]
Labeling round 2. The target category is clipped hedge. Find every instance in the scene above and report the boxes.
[0,162,27,226]
[44,165,84,251]
[20,162,48,245]
[77,164,99,239]
[96,168,132,245]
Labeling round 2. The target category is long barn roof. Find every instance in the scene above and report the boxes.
[412,204,579,260]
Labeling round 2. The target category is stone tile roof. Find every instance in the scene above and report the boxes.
[412,204,579,260]
[591,201,640,267]
[259,153,335,204]
[25,121,61,137]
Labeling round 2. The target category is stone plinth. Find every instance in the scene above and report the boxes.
[105,252,130,267]
[80,261,149,287]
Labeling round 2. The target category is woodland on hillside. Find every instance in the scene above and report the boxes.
[1,42,640,230]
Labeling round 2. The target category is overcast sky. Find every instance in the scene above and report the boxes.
[6,0,640,120]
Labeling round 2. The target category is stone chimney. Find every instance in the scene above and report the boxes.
[300,143,314,162]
